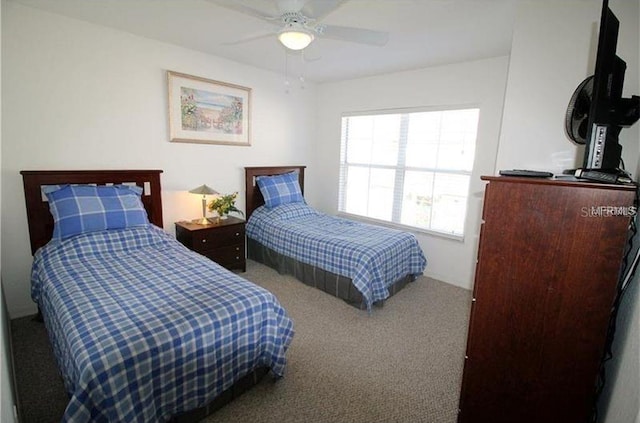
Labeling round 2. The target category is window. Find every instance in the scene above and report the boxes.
[339,107,479,237]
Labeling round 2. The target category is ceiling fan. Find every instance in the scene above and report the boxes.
[208,0,389,51]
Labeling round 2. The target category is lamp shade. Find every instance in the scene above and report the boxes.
[278,24,314,50]
[189,184,219,196]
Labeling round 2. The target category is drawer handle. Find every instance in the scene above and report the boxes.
[236,256,240,260]
[201,239,207,243]
[235,247,240,251]
[235,232,240,236]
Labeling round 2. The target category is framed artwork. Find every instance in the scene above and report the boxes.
[167,71,251,146]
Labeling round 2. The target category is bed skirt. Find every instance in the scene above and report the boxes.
[170,366,270,422]
[247,237,416,310]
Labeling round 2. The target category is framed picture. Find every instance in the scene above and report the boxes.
[167,71,251,146]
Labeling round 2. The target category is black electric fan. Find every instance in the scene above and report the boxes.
[563,75,630,183]
[565,75,594,145]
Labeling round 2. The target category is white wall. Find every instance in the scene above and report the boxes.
[313,57,509,289]
[1,3,316,318]
[0,0,17,420]
[496,0,639,175]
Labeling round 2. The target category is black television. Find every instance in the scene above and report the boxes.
[565,0,640,178]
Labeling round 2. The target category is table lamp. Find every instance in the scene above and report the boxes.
[189,184,219,225]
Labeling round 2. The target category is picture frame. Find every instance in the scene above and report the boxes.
[167,71,251,146]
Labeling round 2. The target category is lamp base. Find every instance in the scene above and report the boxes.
[192,217,211,225]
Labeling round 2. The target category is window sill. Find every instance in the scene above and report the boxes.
[336,212,465,242]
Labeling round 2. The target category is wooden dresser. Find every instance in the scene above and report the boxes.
[457,176,636,423]
[175,216,246,272]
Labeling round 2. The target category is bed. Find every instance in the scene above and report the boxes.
[244,166,427,311]
[21,169,294,423]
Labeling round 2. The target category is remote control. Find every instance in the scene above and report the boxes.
[577,170,620,184]
[499,169,554,178]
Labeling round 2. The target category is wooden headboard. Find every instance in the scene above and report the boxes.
[244,166,306,219]
[20,169,164,255]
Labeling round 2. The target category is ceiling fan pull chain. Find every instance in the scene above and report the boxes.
[299,52,306,90]
[284,50,291,94]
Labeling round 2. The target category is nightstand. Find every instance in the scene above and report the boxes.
[175,216,246,272]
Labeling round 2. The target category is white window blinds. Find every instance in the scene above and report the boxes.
[339,107,479,237]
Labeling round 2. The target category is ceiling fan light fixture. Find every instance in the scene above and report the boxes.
[278,25,314,50]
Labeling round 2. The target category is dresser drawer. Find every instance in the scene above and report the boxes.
[191,224,245,252]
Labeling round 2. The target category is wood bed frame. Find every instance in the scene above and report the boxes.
[244,165,306,219]
[20,169,269,422]
[20,170,164,255]
[243,165,417,310]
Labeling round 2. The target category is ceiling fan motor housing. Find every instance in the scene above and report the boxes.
[279,12,316,50]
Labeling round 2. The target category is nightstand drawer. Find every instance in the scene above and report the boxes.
[203,245,245,267]
[191,224,245,252]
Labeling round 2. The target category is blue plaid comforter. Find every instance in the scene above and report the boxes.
[246,203,427,310]
[31,225,294,422]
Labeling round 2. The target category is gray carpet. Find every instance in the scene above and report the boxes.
[11,260,471,423]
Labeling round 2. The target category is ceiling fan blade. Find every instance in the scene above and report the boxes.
[275,0,309,14]
[320,25,389,46]
[206,0,278,21]
[301,0,346,20]
[303,53,322,63]
[221,32,275,46]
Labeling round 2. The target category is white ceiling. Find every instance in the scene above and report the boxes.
[9,0,524,83]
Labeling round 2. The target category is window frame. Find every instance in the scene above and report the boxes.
[338,105,480,240]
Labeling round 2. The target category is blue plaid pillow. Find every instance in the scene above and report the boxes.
[256,171,304,208]
[46,185,149,241]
